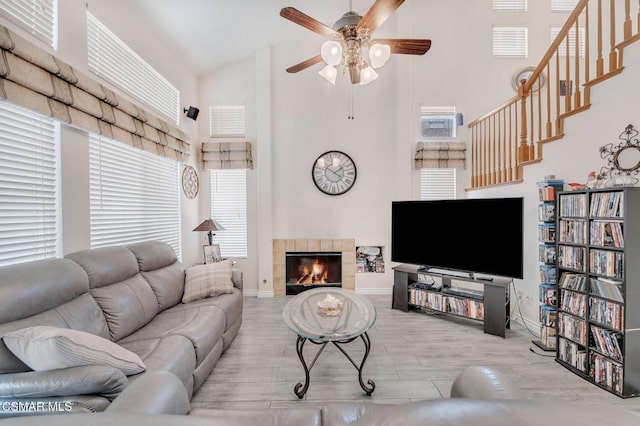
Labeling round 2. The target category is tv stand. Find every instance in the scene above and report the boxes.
[392,264,511,337]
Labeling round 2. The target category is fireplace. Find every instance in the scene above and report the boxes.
[285,252,342,295]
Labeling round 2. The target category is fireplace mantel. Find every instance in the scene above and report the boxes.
[273,239,355,296]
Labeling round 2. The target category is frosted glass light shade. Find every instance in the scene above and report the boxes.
[368,43,391,69]
[319,65,338,85]
[321,40,343,66]
[359,66,379,85]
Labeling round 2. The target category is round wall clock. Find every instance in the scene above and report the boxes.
[312,150,357,196]
[181,165,199,199]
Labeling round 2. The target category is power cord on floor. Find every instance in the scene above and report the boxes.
[529,347,556,357]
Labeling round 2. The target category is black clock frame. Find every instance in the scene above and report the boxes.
[311,150,357,196]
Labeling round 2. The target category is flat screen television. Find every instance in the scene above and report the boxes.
[391,198,524,279]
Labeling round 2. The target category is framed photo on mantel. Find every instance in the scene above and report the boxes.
[203,244,222,264]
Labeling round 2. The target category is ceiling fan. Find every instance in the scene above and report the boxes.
[280,0,431,85]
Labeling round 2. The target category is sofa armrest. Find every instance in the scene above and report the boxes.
[450,366,519,399]
[231,268,243,291]
[106,371,190,415]
[0,366,127,400]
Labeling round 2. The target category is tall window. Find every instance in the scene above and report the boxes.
[0,0,57,48]
[89,134,181,258]
[492,26,528,58]
[551,0,579,12]
[0,101,59,267]
[493,0,527,12]
[420,169,456,200]
[209,105,248,258]
[86,12,180,124]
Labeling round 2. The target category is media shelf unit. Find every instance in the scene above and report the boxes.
[392,264,511,337]
[555,187,640,398]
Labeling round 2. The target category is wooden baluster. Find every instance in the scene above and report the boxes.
[529,84,534,153]
[597,0,604,77]
[484,118,489,186]
[503,107,507,182]
[546,61,552,138]
[471,126,476,187]
[565,33,572,113]
[518,80,529,163]
[624,0,632,40]
[537,78,542,158]
[555,50,563,134]
[585,1,591,105]
[574,19,582,109]
[511,103,516,181]
[492,115,496,184]
[610,0,618,72]
[497,110,502,184]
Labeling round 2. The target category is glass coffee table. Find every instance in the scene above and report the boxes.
[282,288,377,398]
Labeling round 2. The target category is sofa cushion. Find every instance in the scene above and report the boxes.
[127,241,186,312]
[119,305,225,365]
[66,247,140,289]
[3,326,146,375]
[182,261,233,304]
[190,289,243,335]
[91,274,159,342]
[120,336,196,386]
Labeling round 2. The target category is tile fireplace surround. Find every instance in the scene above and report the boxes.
[272,239,356,296]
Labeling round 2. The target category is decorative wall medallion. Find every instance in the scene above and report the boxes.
[182,165,199,199]
[599,124,640,186]
[511,66,546,93]
[312,150,357,196]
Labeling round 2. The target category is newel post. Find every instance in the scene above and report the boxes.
[517,79,531,166]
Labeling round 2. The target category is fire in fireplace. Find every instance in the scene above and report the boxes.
[285,252,341,295]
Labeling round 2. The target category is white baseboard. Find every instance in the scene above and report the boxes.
[242,289,258,297]
[355,288,393,295]
[257,290,274,298]
[510,311,540,334]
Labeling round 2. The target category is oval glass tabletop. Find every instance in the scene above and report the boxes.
[282,288,376,341]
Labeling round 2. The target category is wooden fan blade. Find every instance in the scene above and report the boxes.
[280,7,339,38]
[286,55,324,73]
[357,0,405,33]
[348,64,361,84]
[371,38,432,55]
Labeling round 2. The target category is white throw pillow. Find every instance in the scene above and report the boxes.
[183,259,234,303]
[2,326,146,375]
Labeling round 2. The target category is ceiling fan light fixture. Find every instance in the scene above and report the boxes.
[368,43,391,69]
[319,64,338,85]
[359,66,379,85]
[321,40,343,66]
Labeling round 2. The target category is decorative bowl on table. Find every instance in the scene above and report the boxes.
[317,293,343,316]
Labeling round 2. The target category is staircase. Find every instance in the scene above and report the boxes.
[468,0,640,190]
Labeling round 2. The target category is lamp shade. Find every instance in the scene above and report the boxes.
[321,40,343,66]
[368,43,391,69]
[193,219,225,232]
[318,64,338,85]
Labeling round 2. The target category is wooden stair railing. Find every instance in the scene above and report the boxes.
[468,0,640,190]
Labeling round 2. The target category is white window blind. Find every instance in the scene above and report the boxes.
[0,100,59,267]
[420,106,457,138]
[420,169,456,200]
[493,0,527,12]
[209,106,246,138]
[210,169,247,258]
[89,134,181,259]
[0,0,56,47]
[493,26,528,58]
[551,26,586,57]
[552,0,579,12]
[87,12,180,125]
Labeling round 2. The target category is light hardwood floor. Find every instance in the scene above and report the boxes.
[192,295,639,409]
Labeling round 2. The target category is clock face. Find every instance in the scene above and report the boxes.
[312,151,357,196]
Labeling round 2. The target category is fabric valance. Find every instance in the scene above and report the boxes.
[414,142,466,169]
[0,24,190,161]
[202,140,254,170]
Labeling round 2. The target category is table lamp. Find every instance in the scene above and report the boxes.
[193,218,224,245]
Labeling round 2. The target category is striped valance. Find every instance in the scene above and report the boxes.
[202,140,254,170]
[0,24,190,161]
[414,142,466,169]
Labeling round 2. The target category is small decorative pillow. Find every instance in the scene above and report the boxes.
[183,259,234,303]
[2,326,146,375]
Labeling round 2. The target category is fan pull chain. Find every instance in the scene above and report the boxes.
[347,86,355,120]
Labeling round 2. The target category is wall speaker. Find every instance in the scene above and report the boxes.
[456,112,464,126]
[184,106,200,121]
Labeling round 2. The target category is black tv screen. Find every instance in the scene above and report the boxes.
[391,198,523,279]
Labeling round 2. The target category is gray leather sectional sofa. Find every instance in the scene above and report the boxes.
[0,241,243,417]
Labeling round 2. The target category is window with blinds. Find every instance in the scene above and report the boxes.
[420,106,456,139]
[210,169,247,258]
[420,169,456,200]
[0,0,57,48]
[89,134,181,259]
[86,12,180,125]
[0,100,59,267]
[552,0,579,12]
[493,0,527,12]
[551,26,586,57]
[493,26,528,58]
[209,106,246,138]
